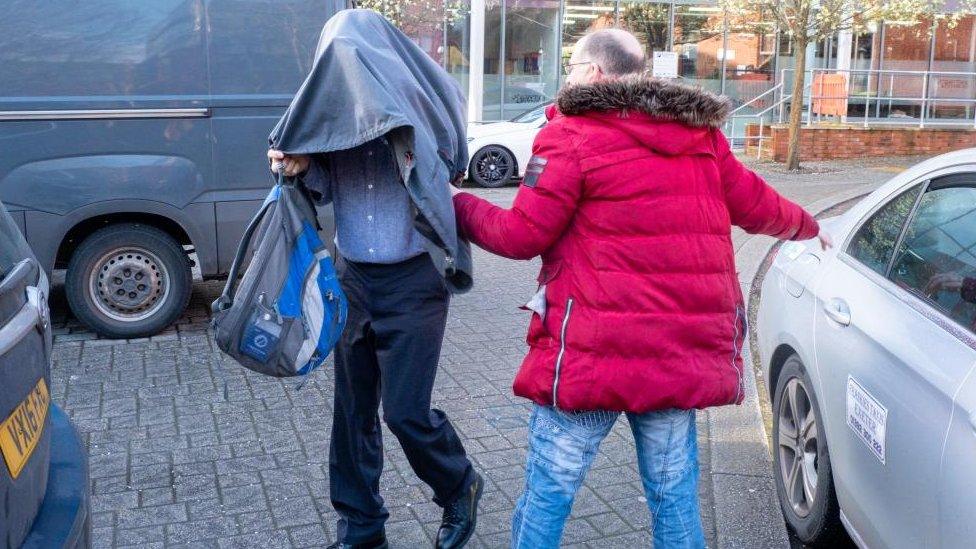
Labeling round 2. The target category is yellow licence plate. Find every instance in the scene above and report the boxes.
[0,378,50,479]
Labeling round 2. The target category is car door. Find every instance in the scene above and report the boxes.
[0,201,53,548]
[810,170,976,549]
[940,355,976,547]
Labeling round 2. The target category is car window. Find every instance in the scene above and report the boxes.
[0,203,34,281]
[848,185,924,275]
[510,104,548,123]
[890,178,976,331]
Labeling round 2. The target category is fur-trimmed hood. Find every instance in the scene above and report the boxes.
[556,77,731,128]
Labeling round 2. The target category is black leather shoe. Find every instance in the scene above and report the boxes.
[436,473,484,549]
[326,532,388,549]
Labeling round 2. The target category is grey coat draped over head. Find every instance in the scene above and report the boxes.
[269,9,472,293]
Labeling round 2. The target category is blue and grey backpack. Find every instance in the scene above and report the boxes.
[211,170,347,378]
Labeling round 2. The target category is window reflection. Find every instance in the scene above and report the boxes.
[619,2,669,59]
[563,0,617,65]
[672,4,723,93]
[483,0,558,121]
[848,186,923,276]
[723,9,775,108]
[929,16,976,121]
[891,180,976,331]
[504,0,560,117]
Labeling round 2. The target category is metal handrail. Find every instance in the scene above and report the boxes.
[725,79,804,156]
[729,83,783,117]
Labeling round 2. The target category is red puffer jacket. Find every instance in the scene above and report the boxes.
[454,78,819,412]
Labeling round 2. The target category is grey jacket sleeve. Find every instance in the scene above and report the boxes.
[299,156,334,205]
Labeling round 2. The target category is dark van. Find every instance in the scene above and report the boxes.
[0,0,349,339]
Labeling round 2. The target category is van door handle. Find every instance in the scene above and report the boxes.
[823,298,851,326]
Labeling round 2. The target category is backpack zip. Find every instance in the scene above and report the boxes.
[552,297,575,409]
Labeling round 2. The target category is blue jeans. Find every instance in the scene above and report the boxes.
[511,405,705,549]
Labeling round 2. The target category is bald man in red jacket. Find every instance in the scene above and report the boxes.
[451,28,830,549]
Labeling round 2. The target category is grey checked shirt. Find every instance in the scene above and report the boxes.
[301,137,426,264]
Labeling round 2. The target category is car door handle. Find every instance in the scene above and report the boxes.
[823,298,852,326]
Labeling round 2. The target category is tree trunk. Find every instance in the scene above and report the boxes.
[786,37,808,171]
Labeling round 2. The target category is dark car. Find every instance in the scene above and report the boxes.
[0,0,349,339]
[0,199,90,548]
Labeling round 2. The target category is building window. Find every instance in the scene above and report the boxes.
[673,3,724,93]
[562,0,617,65]
[619,2,670,59]
[482,0,560,121]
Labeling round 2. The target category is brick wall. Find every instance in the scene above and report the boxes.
[746,124,976,162]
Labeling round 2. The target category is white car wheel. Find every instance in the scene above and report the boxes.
[772,355,847,546]
[470,146,516,188]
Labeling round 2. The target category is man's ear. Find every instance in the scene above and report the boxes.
[587,63,604,83]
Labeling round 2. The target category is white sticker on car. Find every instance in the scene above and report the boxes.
[781,241,806,261]
[846,376,888,465]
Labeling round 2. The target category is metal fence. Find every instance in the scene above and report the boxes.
[724,68,976,156]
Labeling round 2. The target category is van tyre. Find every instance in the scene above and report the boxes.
[772,354,847,547]
[66,224,191,339]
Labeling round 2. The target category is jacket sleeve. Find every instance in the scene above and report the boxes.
[298,155,333,206]
[453,123,584,260]
[713,130,819,241]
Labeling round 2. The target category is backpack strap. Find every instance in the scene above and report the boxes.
[212,170,288,314]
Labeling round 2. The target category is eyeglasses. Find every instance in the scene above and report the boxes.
[562,60,593,75]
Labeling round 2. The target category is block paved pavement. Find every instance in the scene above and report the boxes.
[47,155,923,548]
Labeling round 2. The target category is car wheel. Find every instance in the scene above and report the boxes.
[65,223,192,339]
[772,354,846,546]
[470,145,516,188]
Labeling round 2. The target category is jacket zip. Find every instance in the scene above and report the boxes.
[729,306,747,404]
[552,298,575,409]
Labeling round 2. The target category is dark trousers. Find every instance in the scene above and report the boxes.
[330,253,474,543]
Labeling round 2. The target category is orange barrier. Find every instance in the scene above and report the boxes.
[812,73,849,116]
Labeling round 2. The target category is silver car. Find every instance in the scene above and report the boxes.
[757,148,976,548]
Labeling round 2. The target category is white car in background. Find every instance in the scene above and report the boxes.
[466,103,549,188]
[757,149,976,548]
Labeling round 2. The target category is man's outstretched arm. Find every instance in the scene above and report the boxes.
[452,123,584,260]
[713,130,832,249]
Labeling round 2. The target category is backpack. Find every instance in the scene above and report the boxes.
[211,172,347,378]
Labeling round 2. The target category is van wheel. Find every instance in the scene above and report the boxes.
[65,224,191,339]
[772,355,847,547]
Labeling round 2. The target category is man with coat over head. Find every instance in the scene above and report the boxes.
[268,10,482,549]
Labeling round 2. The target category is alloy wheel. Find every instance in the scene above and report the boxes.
[778,377,819,518]
[475,148,513,185]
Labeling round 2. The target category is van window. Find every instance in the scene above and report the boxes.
[207,0,345,96]
[0,0,208,101]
